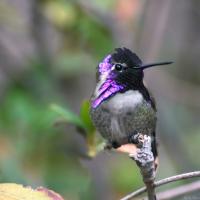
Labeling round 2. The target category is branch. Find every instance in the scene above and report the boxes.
[121,171,200,200]
[157,180,200,200]
[129,134,157,200]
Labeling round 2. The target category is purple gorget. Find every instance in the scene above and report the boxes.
[92,55,124,108]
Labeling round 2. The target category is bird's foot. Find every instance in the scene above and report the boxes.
[104,141,120,150]
[129,135,155,180]
[128,132,144,148]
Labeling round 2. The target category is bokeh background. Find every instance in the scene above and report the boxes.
[0,0,200,199]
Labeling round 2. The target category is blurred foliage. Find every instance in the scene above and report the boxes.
[110,157,143,193]
[50,101,104,157]
[0,0,200,199]
[0,1,116,199]
[0,183,64,200]
[43,0,114,57]
[44,1,77,28]
[0,81,93,199]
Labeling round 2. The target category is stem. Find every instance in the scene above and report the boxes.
[145,181,156,200]
[129,134,157,200]
[157,180,200,200]
[121,171,200,200]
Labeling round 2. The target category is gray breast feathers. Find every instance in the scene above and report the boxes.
[90,90,156,145]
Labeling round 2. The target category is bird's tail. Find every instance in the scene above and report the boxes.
[151,132,159,170]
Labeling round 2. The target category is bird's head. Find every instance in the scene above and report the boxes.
[91,47,172,108]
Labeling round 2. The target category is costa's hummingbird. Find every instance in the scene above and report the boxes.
[90,48,172,160]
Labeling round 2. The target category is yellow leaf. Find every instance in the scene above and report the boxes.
[0,183,64,200]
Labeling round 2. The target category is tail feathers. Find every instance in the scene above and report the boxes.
[151,133,158,170]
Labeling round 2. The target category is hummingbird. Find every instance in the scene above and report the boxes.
[90,47,172,160]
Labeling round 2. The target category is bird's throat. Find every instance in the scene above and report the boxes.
[92,80,124,108]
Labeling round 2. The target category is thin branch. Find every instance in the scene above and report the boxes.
[129,134,157,200]
[157,180,200,200]
[121,171,200,200]
[155,171,200,187]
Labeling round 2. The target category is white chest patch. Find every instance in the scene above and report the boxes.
[107,90,143,112]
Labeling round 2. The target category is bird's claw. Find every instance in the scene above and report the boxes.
[129,135,154,166]
[104,141,121,150]
[128,132,144,148]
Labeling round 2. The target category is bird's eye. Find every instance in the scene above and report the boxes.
[115,64,123,71]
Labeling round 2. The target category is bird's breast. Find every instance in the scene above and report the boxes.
[90,90,156,144]
[105,90,143,115]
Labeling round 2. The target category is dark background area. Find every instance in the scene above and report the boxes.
[0,0,200,199]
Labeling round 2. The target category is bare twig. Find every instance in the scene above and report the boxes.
[129,134,156,200]
[155,171,200,187]
[157,180,200,200]
[121,171,200,200]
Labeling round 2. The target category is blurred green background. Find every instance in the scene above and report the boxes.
[0,0,200,199]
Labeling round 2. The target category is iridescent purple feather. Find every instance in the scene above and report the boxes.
[92,80,124,108]
[98,54,112,75]
[92,54,124,108]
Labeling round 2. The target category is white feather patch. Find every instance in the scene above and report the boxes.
[107,90,143,113]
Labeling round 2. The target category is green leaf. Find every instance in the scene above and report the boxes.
[50,104,85,130]
[80,100,98,157]
[80,100,95,134]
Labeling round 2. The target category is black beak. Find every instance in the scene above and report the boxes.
[134,61,173,70]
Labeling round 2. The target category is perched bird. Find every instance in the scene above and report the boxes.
[90,47,172,160]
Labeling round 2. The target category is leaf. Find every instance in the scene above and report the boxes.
[45,1,77,28]
[0,183,64,200]
[80,100,98,157]
[80,100,95,134]
[36,187,64,200]
[50,102,102,157]
[50,104,85,130]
